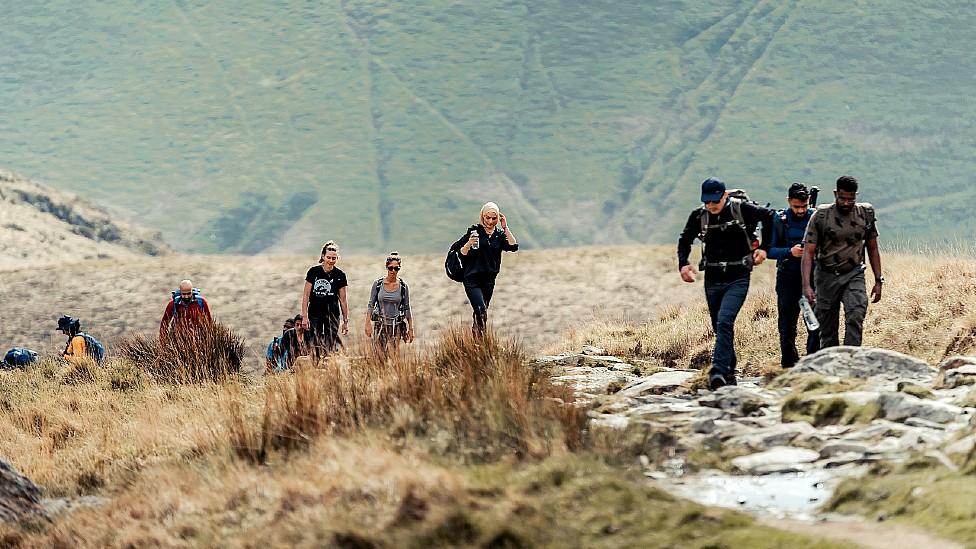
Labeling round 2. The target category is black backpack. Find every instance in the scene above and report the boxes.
[445,247,465,282]
[3,347,37,369]
[697,189,762,271]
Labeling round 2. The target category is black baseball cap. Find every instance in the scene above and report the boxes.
[700,178,726,202]
[788,183,809,200]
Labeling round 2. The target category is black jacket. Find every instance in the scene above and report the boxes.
[677,201,772,281]
[451,224,519,278]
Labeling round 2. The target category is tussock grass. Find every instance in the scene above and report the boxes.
[228,329,584,464]
[117,322,247,383]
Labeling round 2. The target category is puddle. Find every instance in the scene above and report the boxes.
[659,469,858,520]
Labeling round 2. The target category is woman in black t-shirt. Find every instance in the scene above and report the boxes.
[301,240,350,358]
[450,202,519,335]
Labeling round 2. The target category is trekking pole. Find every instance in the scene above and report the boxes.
[809,187,820,208]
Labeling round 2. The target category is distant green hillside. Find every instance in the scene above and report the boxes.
[3,1,974,253]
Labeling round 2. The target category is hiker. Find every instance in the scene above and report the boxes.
[450,202,519,336]
[301,241,350,358]
[802,175,883,348]
[365,251,415,354]
[677,178,772,390]
[159,280,213,342]
[769,183,821,368]
[282,314,311,368]
[57,315,105,364]
[266,317,295,374]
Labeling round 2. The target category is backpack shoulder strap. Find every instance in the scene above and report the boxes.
[698,207,708,238]
[729,198,746,228]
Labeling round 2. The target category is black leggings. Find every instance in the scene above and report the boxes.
[463,274,496,334]
[309,316,341,358]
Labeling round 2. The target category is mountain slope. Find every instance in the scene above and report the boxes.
[2,1,974,253]
[0,169,169,269]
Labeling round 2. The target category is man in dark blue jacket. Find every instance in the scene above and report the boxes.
[768,183,820,368]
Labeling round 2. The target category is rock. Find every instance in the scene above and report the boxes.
[795,347,935,384]
[945,436,976,457]
[942,365,976,389]
[877,392,964,424]
[580,355,627,368]
[620,371,697,397]
[819,442,871,459]
[731,447,820,475]
[581,346,606,356]
[588,413,630,430]
[904,417,948,431]
[726,422,816,450]
[1,459,48,524]
[698,386,774,416]
[937,356,976,372]
[534,355,581,367]
[692,418,717,434]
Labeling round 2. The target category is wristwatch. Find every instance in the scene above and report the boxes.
[875,276,885,284]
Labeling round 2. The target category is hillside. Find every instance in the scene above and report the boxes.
[0,169,169,269]
[3,1,974,253]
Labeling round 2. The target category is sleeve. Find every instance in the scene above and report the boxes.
[863,205,879,240]
[502,239,519,252]
[676,210,700,270]
[367,280,380,310]
[757,206,773,253]
[450,229,472,252]
[766,214,790,260]
[305,267,316,284]
[337,271,349,290]
[803,210,821,247]
[201,298,213,321]
[159,300,175,339]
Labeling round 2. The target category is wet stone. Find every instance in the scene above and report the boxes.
[731,447,821,475]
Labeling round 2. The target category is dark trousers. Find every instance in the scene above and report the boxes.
[815,267,868,348]
[704,275,750,383]
[309,316,341,359]
[776,269,820,368]
[463,273,497,335]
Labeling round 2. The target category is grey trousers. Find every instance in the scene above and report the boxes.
[814,267,868,348]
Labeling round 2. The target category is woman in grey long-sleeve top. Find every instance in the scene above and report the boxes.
[364,252,414,354]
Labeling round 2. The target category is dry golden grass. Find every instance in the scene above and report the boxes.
[0,246,696,363]
[558,253,976,377]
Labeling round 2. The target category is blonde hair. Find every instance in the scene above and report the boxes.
[385,251,402,267]
[480,202,500,224]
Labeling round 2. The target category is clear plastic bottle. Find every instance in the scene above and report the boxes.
[470,229,479,250]
[799,296,820,331]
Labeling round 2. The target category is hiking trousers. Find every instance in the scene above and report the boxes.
[463,273,497,335]
[704,275,750,384]
[776,269,820,368]
[309,316,342,359]
[814,267,868,348]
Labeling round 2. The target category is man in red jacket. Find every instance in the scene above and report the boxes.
[160,280,213,341]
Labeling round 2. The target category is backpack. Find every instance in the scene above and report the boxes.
[697,189,761,270]
[266,336,288,373]
[78,333,106,363]
[3,347,37,369]
[445,248,465,282]
[171,288,206,317]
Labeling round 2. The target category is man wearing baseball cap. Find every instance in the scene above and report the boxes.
[768,183,820,368]
[677,178,773,390]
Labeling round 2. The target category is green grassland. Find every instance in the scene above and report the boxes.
[3,0,974,253]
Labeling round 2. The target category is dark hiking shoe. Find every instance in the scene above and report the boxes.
[708,375,728,391]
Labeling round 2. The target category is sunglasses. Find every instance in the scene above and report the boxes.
[704,200,722,205]
[387,266,401,272]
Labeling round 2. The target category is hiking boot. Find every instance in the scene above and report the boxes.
[708,375,728,391]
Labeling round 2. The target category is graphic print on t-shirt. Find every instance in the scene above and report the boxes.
[312,278,333,298]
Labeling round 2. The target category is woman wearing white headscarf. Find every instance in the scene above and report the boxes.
[449,202,519,335]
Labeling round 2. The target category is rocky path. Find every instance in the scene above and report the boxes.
[541,345,976,548]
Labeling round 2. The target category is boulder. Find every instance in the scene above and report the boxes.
[581,346,606,356]
[619,370,696,397]
[731,447,820,475]
[795,347,935,384]
[698,386,774,416]
[937,356,976,372]
[1,459,48,524]
[877,392,964,424]
[942,365,976,389]
[725,422,816,450]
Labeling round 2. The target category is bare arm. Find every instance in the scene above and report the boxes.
[866,238,883,303]
[339,286,350,334]
[301,281,312,329]
[801,242,817,303]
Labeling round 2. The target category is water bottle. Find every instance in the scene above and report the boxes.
[799,296,820,331]
[470,230,479,250]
